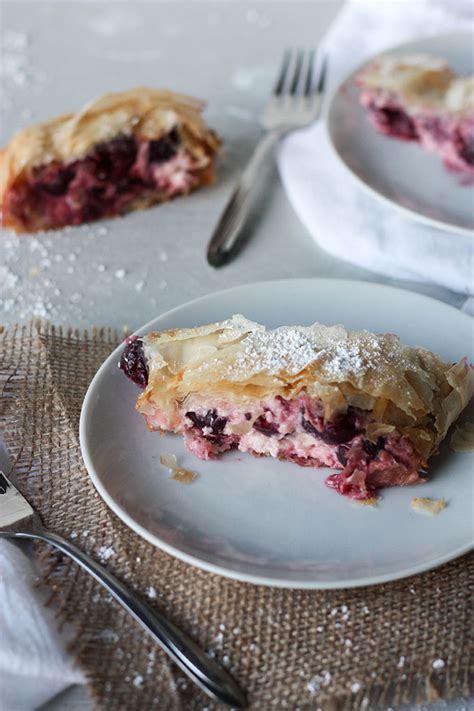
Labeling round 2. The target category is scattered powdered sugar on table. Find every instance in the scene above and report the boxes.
[147,586,157,600]
[90,6,142,36]
[225,105,255,122]
[146,650,156,675]
[307,670,332,694]
[231,65,272,91]
[0,265,19,290]
[245,7,272,28]
[0,220,155,326]
[132,673,144,688]
[96,629,120,643]
[97,545,115,562]
[0,29,47,112]
[0,30,30,91]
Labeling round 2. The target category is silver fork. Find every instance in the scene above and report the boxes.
[0,471,247,708]
[207,48,327,267]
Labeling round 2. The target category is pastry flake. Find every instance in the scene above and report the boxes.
[159,453,197,484]
[120,316,474,500]
[450,421,474,452]
[0,87,221,233]
[411,497,447,515]
[355,54,474,175]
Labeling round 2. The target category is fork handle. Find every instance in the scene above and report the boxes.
[207,129,283,266]
[9,529,247,708]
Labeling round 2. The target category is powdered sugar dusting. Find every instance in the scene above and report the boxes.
[322,341,366,378]
[236,327,323,376]
[232,323,383,379]
[192,319,416,386]
[319,332,396,380]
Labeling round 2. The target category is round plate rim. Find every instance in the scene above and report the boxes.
[79,278,474,589]
[325,31,474,237]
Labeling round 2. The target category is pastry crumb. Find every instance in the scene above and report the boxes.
[450,421,474,452]
[353,496,380,508]
[160,453,197,484]
[411,497,447,515]
[170,467,197,484]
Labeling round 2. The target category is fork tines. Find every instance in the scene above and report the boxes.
[274,48,327,98]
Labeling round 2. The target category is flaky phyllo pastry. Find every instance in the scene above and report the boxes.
[120,316,473,500]
[0,88,220,232]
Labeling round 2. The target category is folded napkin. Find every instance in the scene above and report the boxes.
[0,537,85,711]
[278,0,474,301]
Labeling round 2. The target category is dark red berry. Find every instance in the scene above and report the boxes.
[253,415,279,436]
[120,337,148,388]
[36,165,75,195]
[148,135,178,163]
[362,437,385,458]
[186,409,227,436]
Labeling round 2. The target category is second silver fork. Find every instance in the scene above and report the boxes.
[207,48,327,267]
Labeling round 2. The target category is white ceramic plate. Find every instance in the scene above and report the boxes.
[80,279,474,589]
[326,34,474,235]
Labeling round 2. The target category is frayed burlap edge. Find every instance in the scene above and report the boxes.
[1,321,473,711]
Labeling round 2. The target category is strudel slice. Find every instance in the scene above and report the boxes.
[120,316,473,500]
[0,88,220,232]
[355,54,474,175]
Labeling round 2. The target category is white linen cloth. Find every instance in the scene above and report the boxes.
[277,0,474,305]
[0,539,85,711]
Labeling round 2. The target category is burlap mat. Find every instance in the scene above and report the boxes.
[0,321,473,711]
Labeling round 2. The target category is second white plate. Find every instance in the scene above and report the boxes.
[326,33,474,235]
[80,279,474,589]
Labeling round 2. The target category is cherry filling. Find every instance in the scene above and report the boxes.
[120,337,148,388]
[326,434,424,499]
[179,398,424,499]
[186,409,227,437]
[253,415,280,436]
[3,129,199,230]
[360,89,474,174]
[367,102,418,140]
[301,411,358,444]
[457,132,474,166]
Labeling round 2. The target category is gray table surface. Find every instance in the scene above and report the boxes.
[1,2,471,710]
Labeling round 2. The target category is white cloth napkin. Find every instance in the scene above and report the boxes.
[0,539,85,711]
[277,0,474,304]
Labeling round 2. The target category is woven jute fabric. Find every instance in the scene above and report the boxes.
[0,322,473,711]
